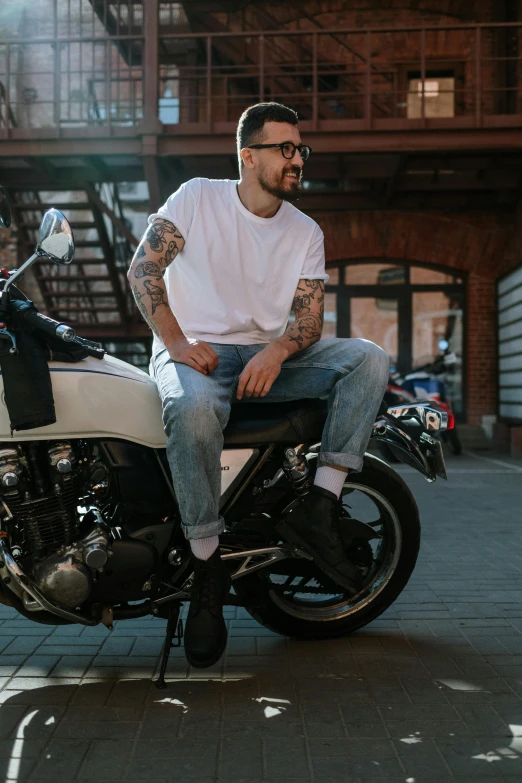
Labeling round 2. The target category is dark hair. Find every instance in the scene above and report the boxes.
[236,102,299,167]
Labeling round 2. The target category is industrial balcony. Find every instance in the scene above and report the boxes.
[0,18,521,154]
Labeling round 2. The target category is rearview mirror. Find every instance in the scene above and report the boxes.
[36,208,74,264]
[0,186,12,229]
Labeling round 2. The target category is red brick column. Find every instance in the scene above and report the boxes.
[466,274,497,425]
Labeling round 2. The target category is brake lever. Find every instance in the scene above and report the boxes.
[0,327,17,354]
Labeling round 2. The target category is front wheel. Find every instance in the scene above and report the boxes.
[240,453,420,639]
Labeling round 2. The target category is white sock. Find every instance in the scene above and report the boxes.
[314,466,348,499]
[190,535,219,561]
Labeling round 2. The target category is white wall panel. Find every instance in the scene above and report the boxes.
[498,265,522,421]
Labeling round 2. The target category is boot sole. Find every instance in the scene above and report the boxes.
[276,520,361,597]
[184,627,228,669]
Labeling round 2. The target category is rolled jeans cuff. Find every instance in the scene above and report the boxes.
[183,516,226,541]
[319,451,364,472]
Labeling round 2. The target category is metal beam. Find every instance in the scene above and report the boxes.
[155,127,522,155]
[143,155,162,212]
[1,125,522,159]
[143,0,159,128]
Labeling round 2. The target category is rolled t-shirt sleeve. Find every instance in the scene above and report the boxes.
[147,178,202,242]
[299,225,329,283]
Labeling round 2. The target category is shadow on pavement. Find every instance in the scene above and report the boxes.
[1,630,522,782]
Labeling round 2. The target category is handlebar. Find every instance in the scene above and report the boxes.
[18,309,76,342]
[6,299,105,358]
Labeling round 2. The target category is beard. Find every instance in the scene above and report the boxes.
[258,164,303,202]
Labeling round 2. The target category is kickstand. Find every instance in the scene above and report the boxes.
[154,601,183,689]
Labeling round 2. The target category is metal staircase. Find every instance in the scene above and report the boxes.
[8,186,152,369]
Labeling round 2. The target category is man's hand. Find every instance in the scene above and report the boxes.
[236,343,288,399]
[167,336,219,375]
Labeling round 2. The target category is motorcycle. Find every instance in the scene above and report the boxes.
[0,196,453,688]
[382,353,462,461]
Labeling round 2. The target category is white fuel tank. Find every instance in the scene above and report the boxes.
[0,354,167,447]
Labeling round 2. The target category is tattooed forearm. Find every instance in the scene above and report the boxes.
[127,217,186,337]
[144,279,170,315]
[132,285,159,336]
[285,312,323,351]
[281,279,324,354]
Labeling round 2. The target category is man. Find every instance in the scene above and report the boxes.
[128,102,389,669]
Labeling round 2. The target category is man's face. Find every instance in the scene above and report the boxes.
[251,121,304,202]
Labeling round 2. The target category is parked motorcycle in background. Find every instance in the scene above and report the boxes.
[381,343,462,463]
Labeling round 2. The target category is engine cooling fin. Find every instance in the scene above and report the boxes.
[5,473,82,555]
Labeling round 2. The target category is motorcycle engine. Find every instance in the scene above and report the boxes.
[0,440,111,609]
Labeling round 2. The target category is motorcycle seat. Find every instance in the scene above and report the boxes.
[223,398,328,446]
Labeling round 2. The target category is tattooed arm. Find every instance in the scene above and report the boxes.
[236,279,324,399]
[127,218,218,375]
[127,218,184,338]
[277,278,324,356]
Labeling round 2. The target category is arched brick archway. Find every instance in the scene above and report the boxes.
[315,211,512,425]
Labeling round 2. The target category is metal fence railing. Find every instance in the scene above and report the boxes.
[0,19,521,135]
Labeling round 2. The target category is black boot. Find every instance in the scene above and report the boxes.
[276,485,363,596]
[184,550,231,668]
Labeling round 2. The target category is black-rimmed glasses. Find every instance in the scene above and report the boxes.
[246,142,312,161]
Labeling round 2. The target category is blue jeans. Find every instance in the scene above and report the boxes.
[151,338,389,540]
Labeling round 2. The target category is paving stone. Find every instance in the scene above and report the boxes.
[393,736,451,776]
[29,738,90,780]
[2,637,46,655]
[78,739,134,780]
[125,756,217,779]
[0,637,15,655]
[219,737,263,778]
[139,705,182,738]
[99,637,136,656]
[14,655,61,677]
[265,737,310,777]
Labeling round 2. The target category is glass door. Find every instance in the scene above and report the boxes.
[349,296,399,370]
[412,290,464,417]
[324,262,466,419]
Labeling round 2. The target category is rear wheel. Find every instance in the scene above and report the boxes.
[239,453,420,639]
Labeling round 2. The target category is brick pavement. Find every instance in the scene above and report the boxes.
[1,450,522,782]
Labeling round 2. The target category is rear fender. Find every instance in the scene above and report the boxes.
[371,401,448,482]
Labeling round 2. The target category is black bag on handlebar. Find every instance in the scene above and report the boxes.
[0,330,56,431]
[0,299,103,431]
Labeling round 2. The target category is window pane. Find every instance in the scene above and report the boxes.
[410,266,461,285]
[351,297,397,366]
[345,264,406,285]
[326,267,339,285]
[407,77,455,118]
[412,291,463,416]
[322,292,337,338]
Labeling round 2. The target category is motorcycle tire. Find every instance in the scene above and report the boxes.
[241,453,420,640]
[442,428,462,456]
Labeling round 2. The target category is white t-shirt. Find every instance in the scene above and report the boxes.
[148,177,328,346]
